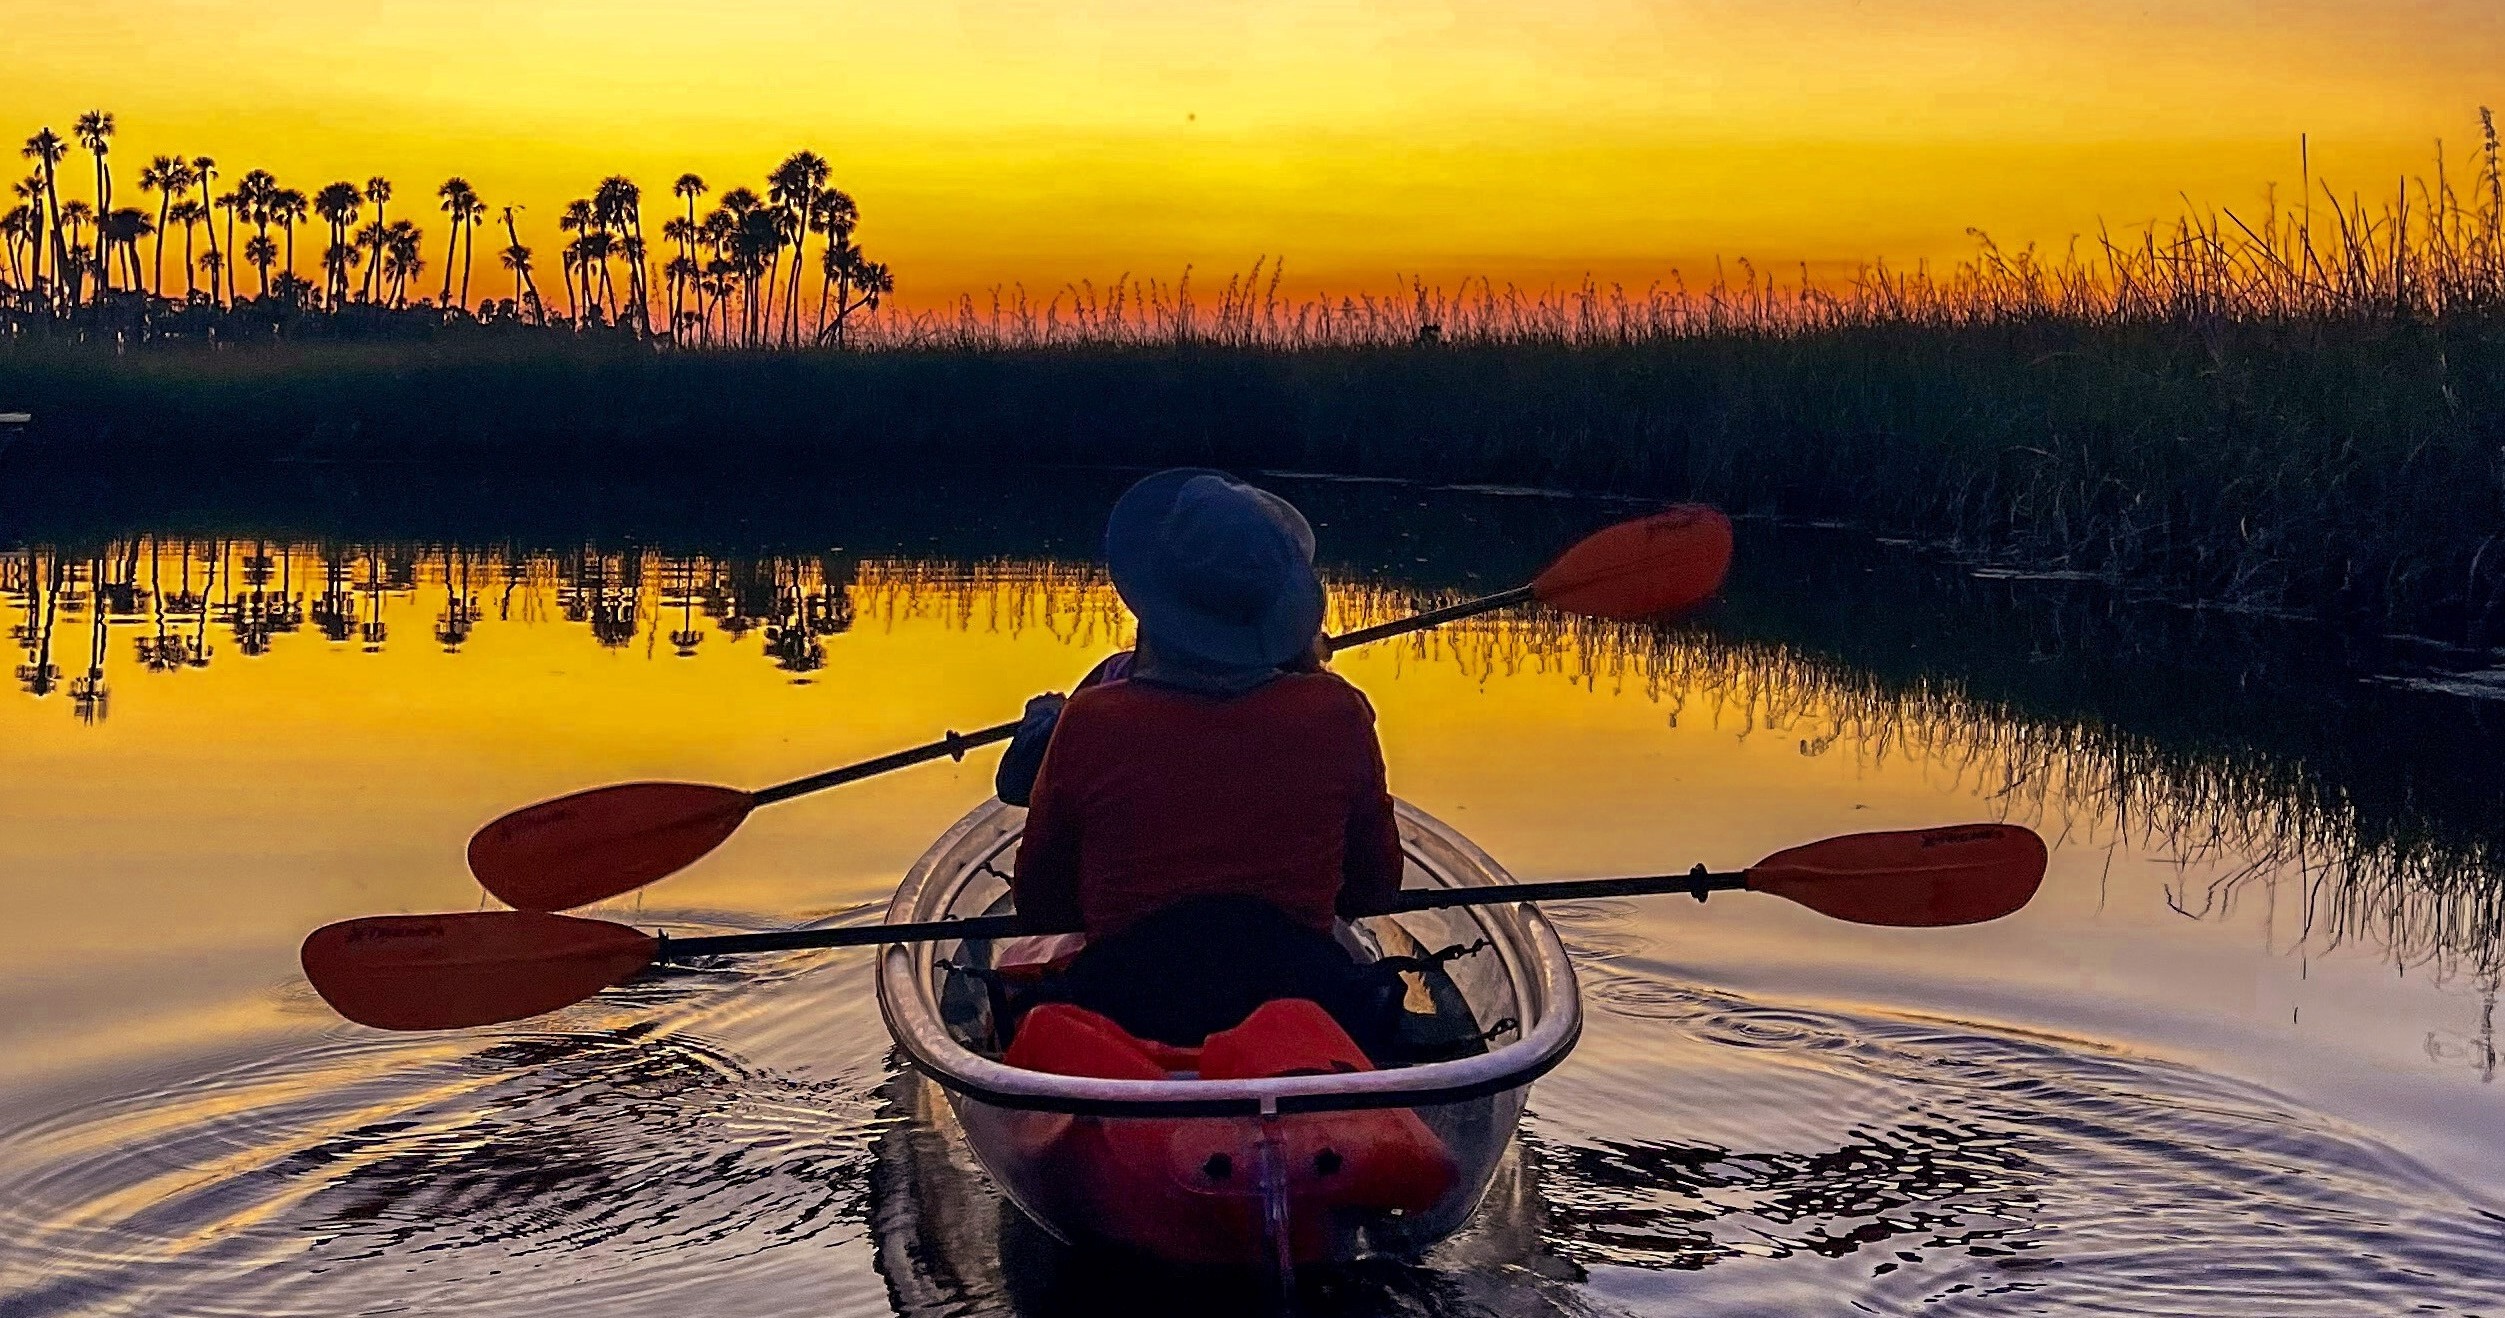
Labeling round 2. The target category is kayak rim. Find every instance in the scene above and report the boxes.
[874,799,1584,1120]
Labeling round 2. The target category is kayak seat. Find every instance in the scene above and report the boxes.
[1199,999,1371,1079]
[1001,998,1374,1080]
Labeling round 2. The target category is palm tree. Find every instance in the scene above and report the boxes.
[270,187,307,290]
[21,129,70,302]
[1,203,28,291]
[189,156,222,304]
[359,176,392,301]
[58,199,93,293]
[557,197,598,320]
[435,177,477,306]
[807,186,858,334]
[818,235,892,346]
[101,207,152,289]
[499,204,541,321]
[712,186,775,345]
[214,187,241,301]
[453,187,484,308]
[699,207,734,340]
[167,197,203,297]
[594,176,650,334]
[138,155,193,297]
[672,173,705,339]
[195,243,224,299]
[235,170,278,299]
[769,151,830,343]
[244,232,277,295]
[312,180,361,306]
[8,178,41,296]
[381,218,423,305]
[353,219,387,301]
[72,111,113,297]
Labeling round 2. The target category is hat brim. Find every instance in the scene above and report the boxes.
[1105,469,1328,669]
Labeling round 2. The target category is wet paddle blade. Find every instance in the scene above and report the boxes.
[1531,505,1734,621]
[1748,823,2047,927]
[302,911,658,1030]
[468,782,755,912]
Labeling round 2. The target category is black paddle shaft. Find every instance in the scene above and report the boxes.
[654,867,1749,963]
[746,584,1542,809]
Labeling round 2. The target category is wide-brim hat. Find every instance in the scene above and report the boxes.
[1105,469,1326,669]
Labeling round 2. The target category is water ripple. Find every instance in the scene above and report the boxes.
[1550,960,2505,1315]
[4,938,2499,1316]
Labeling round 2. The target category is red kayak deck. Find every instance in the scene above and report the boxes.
[1002,999,1460,1265]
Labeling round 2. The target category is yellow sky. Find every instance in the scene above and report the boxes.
[7,0,2504,303]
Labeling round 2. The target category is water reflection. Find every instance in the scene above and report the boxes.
[8,531,2504,989]
[8,492,2505,1316]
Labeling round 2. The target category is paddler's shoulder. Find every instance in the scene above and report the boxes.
[1260,670,1378,721]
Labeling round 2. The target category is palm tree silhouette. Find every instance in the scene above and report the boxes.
[808,186,859,333]
[58,200,93,295]
[213,185,241,304]
[436,177,484,308]
[313,180,361,307]
[671,173,706,339]
[3,115,886,345]
[0,199,29,291]
[236,169,279,297]
[100,207,152,289]
[243,232,278,294]
[166,197,200,297]
[194,243,223,302]
[72,110,113,299]
[270,187,307,295]
[817,233,892,346]
[498,204,541,321]
[769,151,830,344]
[359,175,392,302]
[20,129,70,305]
[185,155,223,304]
[381,218,423,305]
[137,154,192,296]
[557,196,596,322]
[594,176,649,334]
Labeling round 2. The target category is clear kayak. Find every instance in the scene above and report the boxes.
[874,798,1582,1270]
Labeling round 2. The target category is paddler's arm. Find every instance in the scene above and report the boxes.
[1009,740,1086,934]
[1335,689,1406,920]
[993,694,1066,808]
[995,652,1134,807]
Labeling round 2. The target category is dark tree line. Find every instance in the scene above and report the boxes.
[4,112,892,347]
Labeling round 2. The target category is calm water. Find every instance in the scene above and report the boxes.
[3,469,2501,1316]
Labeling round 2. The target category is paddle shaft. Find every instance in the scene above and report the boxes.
[654,867,1746,962]
[754,724,1018,805]
[746,582,1543,808]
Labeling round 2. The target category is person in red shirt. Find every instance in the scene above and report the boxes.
[1001,469,1407,1047]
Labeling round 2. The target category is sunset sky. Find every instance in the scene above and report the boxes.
[8,0,2505,305]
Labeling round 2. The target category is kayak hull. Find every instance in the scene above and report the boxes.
[875,798,1581,1268]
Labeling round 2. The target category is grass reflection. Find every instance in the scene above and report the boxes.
[7,535,2499,984]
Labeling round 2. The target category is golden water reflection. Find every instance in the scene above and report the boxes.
[7,528,2504,1315]
[10,537,2497,988]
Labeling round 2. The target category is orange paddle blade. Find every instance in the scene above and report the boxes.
[302,911,658,1030]
[1531,505,1734,621]
[1748,823,2047,927]
[467,782,755,912]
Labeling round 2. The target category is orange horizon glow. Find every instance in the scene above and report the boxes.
[6,1,2504,309]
